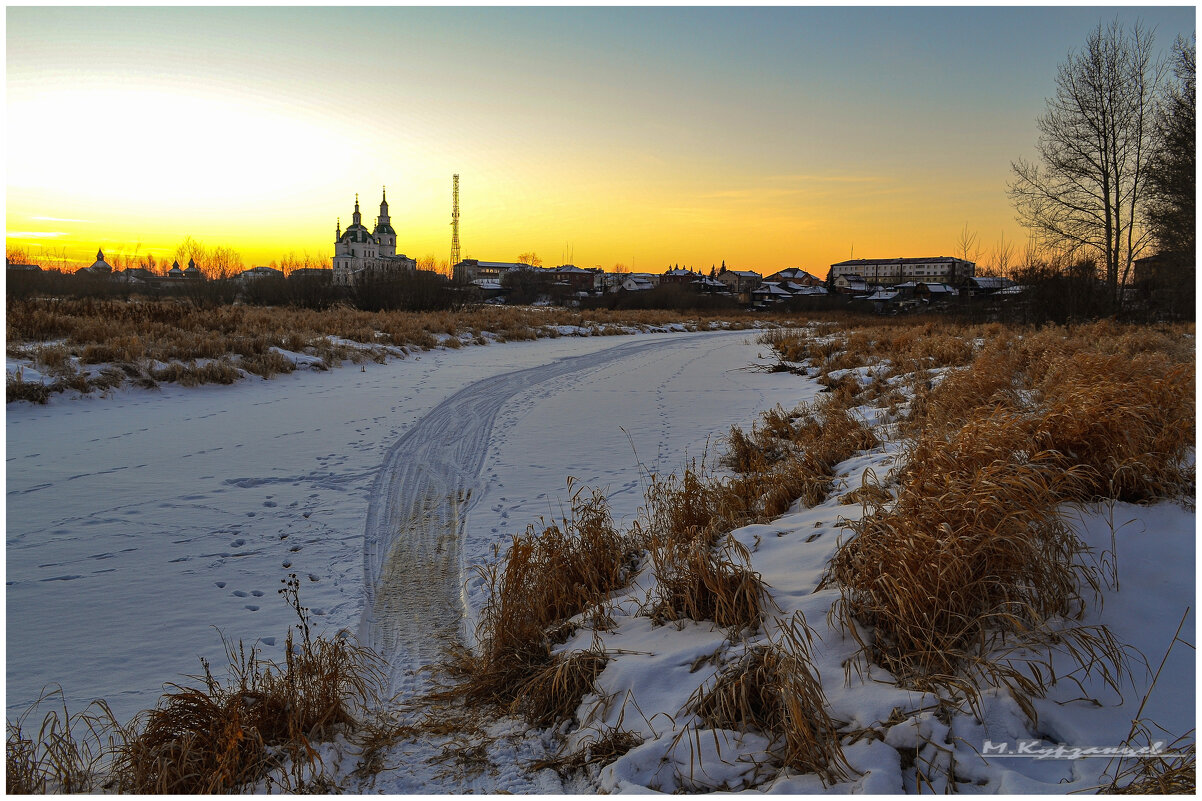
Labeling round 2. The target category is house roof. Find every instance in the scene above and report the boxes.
[832,256,969,267]
[476,261,529,270]
[753,282,792,296]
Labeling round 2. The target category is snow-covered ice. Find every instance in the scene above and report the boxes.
[6,330,797,728]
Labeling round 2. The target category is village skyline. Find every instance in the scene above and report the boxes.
[6,6,1195,273]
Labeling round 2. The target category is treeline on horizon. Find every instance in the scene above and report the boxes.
[4,250,1193,326]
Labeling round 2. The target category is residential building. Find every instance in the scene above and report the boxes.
[240,265,285,281]
[549,264,599,293]
[453,259,530,284]
[622,275,656,292]
[716,266,762,296]
[661,267,701,284]
[832,274,870,294]
[828,257,975,287]
[766,267,821,286]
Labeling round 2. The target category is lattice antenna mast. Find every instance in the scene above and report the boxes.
[450,174,461,271]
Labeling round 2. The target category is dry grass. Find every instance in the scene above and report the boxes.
[720,392,879,515]
[6,577,386,794]
[689,613,850,785]
[530,726,643,778]
[6,297,805,399]
[1102,730,1196,794]
[445,484,639,723]
[805,319,1192,721]
[647,537,765,632]
[5,689,124,794]
[115,575,384,793]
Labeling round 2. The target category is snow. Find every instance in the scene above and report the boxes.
[5,327,1194,793]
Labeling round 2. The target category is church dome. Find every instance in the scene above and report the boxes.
[340,224,375,244]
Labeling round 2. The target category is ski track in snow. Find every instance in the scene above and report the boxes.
[360,332,746,695]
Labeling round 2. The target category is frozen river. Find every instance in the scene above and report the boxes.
[6,329,800,727]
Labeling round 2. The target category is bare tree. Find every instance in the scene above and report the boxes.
[517,251,543,268]
[1009,19,1163,304]
[956,223,984,267]
[1145,34,1195,260]
[209,245,244,280]
[6,245,33,265]
[989,232,1016,277]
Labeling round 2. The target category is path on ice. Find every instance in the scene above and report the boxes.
[360,333,727,695]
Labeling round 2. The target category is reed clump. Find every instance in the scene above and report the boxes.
[115,575,383,793]
[447,484,640,723]
[647,537,765,631]
[721,393,879,514]
[689,614,849,785]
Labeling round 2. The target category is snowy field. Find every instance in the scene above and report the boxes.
[6,326,1194,793]
[6,329,798,728]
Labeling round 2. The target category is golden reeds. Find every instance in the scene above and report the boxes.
[689,613,849,784]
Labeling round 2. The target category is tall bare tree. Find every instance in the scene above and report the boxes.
[956,223,984,267]
[989,232,1016,277]
[517,251,542,268]
[1009,19,1163,304]
[1145,34,1195,261]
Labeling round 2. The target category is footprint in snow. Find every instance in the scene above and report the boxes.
[215,581,226,588]
[230,539,245,547]
[245,605,259,611]
[251,590,264,597]
[233,590,248,597]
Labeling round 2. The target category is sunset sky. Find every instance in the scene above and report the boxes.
[6,5,1196,273]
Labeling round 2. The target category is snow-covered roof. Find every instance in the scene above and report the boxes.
[472,279,503,290]
[832,256,970,267]
[971,276,1012,289]
[793,285,829,295]
[752,282,792,297]
[726,270,761,278]
[864,290,899,302]
[924,283,956,294]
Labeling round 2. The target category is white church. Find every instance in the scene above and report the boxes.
[332,189,416,286]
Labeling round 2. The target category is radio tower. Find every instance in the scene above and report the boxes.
[449,174,461,272]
